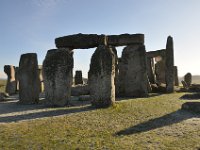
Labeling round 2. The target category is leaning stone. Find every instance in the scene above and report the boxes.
[165,36,174,93]
[88,45,115,108]
[4,65,17,95]
[184,73,192,87]
[119,44,148,97]
[18,53,40,104]
[71,84,89,96]
[74,70,83,85]
[43,48,74,107]
[146,57,156,84]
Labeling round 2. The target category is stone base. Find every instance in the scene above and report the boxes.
[181,102,200,113]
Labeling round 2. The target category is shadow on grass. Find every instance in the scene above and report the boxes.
[0,105,94,123]
[116,109,200,136]
[180,93,200,100]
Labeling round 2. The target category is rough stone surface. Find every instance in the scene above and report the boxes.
[88,45,115,108]
[155,56,166,84]
[147,57,155,84]
[18,53,40,104]
[71,84,89,96]
[174,66,179,86]
[119,44,148,97]
[4,65,17,95]
[43,49,74,107]
[55,33,144,49]
[184,73,192,87]
[74,70,83,85]
[165,36,174,93]
[38,65,44,92]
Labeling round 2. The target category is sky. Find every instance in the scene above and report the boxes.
[0,0,200,78]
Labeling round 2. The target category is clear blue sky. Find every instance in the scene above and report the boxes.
[0,0,200,78]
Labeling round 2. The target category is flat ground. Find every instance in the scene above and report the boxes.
[0,92,200,149]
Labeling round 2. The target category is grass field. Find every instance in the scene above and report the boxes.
[0,79,6,93]
[0,92,200,149]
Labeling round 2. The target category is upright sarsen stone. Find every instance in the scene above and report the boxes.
[120,44,148,97]
[74,70,83,85]
[174,66,179,86]
[4,65,17,95]
[43,49,73,107]
[88,45,115,108]
[18,53,40,104]
[165,36,174,93]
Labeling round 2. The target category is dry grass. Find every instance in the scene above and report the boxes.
[0,92,200,149]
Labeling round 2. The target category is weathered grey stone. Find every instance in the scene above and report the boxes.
[184,73,192,87]
[43,49,74,107]
[119,44,148,97]
[88,45,115,108]
[147,57,156,84]
[74,70,83,85]
[15,67,19,92]
[71,84,89,96]
[174,66,179,86]
[18,53,40,104]
[165,36,174,93]
[4,65,17,95]
[146,49,166,58]
[38,65,44,92]
[155,57,166,84]
[111,47,119,97]
[55,33,144,49]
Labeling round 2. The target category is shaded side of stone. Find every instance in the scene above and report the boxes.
[15,67,19,92]
[74,70,83,85]
[4,65,17,95]
[88,45,115,108]
[155,56,166,84]
[174,66,179,86]
[119,44,148,97]
[165,36,174,93]
[184,73,192,87]
[43,48,74,107]
[71,84,89,96]
[18,53,40,104]
[146,57,156,84]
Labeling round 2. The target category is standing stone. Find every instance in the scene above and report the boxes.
[4,65,17,95]
[119,44,148,97]
[174,66,179,86]
[165,36,174,93]
[88,45,115,108]
[18,53,40,104]
[74,70,83,85]
[184,73,192,87]
[43,48,74,107]
[38,65,44,92]
[146,57,156,84]
[15,67,19,92]
[111,47,119,97]
[155,56,166,84]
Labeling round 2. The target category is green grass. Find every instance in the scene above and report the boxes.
[0,79,6,93]
[0,93,200,149]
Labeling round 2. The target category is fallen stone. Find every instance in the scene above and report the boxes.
[182,102,200,113]
[71,84,89,96]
